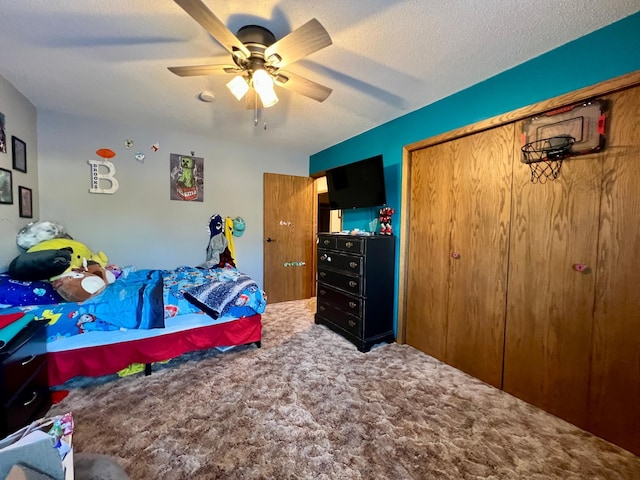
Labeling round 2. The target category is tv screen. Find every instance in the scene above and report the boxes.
[325,155,386,210]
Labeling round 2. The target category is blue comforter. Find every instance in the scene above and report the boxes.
[2,266,266,344]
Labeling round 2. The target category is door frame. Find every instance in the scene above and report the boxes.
[397,70,640,344]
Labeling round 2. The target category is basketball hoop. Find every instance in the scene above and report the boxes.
[521,135,575,184]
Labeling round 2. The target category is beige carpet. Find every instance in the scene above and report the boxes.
[49,298,640,479]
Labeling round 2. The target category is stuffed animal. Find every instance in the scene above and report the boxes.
[8,248,73,281]
[16,220,71,250]
[379,207,395,235]
[51,261,115,303]
[28,238,108,272]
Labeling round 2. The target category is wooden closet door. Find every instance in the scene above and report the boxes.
[406,125,513,388]
[503,120,602,428]
[405,142,455,362]
[589,85,640,455]
[446,125,513,388]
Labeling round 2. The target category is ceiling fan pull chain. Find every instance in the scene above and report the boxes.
[264,111,268,130]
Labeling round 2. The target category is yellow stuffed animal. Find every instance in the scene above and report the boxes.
[28,238,108,272]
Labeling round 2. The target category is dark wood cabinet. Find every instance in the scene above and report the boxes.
[0,320,51,438]
[315,234,395,352]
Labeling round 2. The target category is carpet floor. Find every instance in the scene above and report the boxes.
[49,298,640,479]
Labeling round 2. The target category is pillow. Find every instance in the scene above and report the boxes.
[8,248,72,281]
[0,273,63,306]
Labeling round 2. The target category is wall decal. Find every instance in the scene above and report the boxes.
[89,149,119,194]
[151,143,160,152]
[170,153,203,202]
[124,139,134,149]
[134,152,145,163]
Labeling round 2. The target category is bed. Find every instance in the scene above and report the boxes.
[0,265,266,386]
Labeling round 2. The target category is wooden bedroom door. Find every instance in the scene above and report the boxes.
[263,173,314,303]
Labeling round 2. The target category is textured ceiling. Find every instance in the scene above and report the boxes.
[0,1,638,157]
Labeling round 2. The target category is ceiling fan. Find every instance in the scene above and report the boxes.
[168,0,333,109]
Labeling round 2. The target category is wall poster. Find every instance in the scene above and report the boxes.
[170,153,204,202]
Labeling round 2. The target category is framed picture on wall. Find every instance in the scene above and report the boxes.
[12,136,26,173]
[18,186,32,218]
[0,167,13,204]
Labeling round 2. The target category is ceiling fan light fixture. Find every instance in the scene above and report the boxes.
[226,75,250,101]
[252,68,278,108]
[267,53,282,66]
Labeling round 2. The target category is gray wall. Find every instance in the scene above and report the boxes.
[35,110,308,287]
[0,75,38,272]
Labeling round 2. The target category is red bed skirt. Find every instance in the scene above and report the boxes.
[47,314,262,386]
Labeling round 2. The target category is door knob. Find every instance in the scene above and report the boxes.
[266,237,274,243]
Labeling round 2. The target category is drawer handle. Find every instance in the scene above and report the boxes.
[345,242,353,248]
[348,281,357,287]
[21,355,37,366]
[319,306,325,311]
[320,254,328,261]
[348,320,356,327]
[348,301,357,309]
[24,391,38,407]
[319,272,327,277]
[349,262,358,269]
[323,239,330,245]
[319,290,326,295]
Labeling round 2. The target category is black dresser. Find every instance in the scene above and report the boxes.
[0,320,51,438]
[315,233,395,352]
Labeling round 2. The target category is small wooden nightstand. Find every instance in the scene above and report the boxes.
[0,320,51,438]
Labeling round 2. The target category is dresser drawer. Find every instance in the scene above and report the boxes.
[317,251,363,275]
[336,237,364,254]
[316,300,362,337]
[5,383,50,433]
[2,352,47,398]
[318,268,363,296]
[317,284,363,318]
[318,236,337,249]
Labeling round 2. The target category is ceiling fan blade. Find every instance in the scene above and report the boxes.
[264,19,332,68]
[174,0,250,58]
[275,71,332,102]
[168,64,241,77]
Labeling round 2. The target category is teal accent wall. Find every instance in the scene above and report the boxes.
[309,12,640,334]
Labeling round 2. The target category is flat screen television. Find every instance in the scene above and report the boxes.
[325,155,386,209]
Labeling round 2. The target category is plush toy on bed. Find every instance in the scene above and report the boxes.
[51,261,116,303]
[9,221,113,302]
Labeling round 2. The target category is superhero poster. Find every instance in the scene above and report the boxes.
[170,153,204,202]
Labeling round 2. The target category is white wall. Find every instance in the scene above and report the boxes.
[0,74,38,271]
[36,110,309,288]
